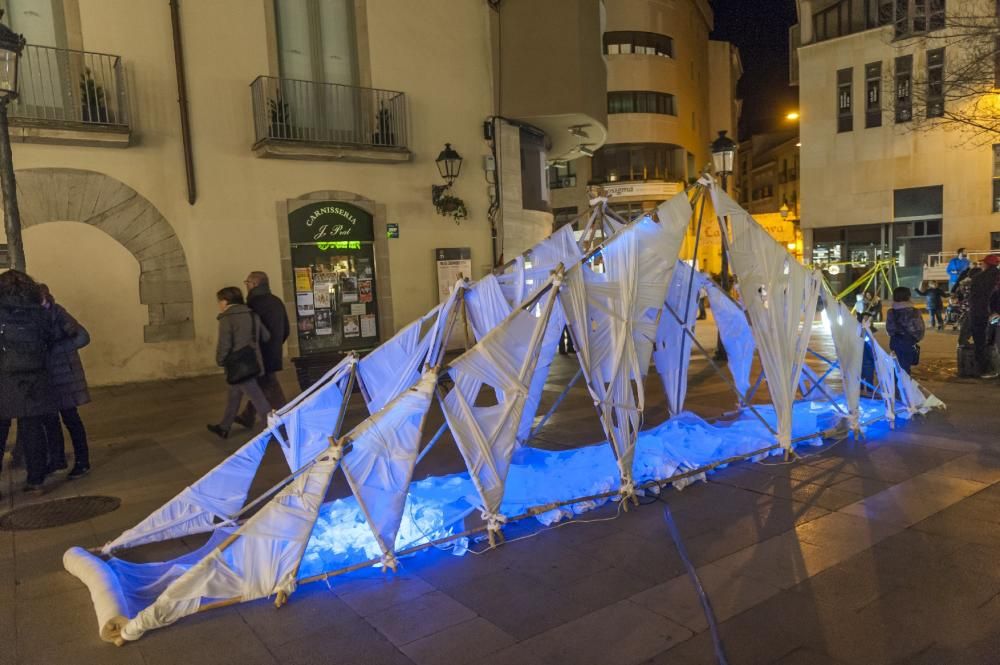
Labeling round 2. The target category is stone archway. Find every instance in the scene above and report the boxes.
[14,168,193,342]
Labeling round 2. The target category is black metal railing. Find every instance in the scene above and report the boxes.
[251,76,408,149]
[11,45,128,127]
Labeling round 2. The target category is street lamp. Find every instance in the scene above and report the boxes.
[0,11,25,271]
[435,143,463,185]
[711,130,737,362]
[779,202,790,219]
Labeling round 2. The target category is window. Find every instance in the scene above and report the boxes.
[866,0,895,28]
[548,161,577,189]
[553,207,579,231]
[926,48,945,118]
[837,68,853,132]
[274,0,358,85]
[591,143,686,183]
[603,31,673,58]
[865,62,882,127]
[814,0,854,42]
[890,0,946,38]
[993,144,1000,212]
[520,128,548,212]
[607,91,677,116]
[895,55,913,122]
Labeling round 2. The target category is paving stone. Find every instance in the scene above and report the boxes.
[516,600,693,665]
[238,583,365,648]
[838,472,986,527]
[335,572,436,617]
[277,622,414,665]
[136,609,278,665]
[793,510,904,554]
[15,586,97,648]
[706,531,843,590]
[558,564,658,613]
[399,617,515,665]
[927,450,1000,485]
[16,636,148,665]
[364,590,476,646]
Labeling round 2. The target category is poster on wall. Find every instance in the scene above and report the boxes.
[357,257,373,279]
[313,275,334,309]
[436,247,472,303]
[315,309,333,336]
[343,315,360,338]
[298,316,315,334]
[294,267,313,293]
[341,276,359,303]
[359,279,373,303]
[350,304,366,317]
[361,314,377,338]
[296,292,315,317]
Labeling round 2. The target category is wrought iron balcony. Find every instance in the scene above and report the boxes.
[10,45,129,143]
[250,76,410,161]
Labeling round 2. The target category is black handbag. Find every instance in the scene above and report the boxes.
[223,313,261,385]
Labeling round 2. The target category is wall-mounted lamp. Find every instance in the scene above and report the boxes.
[779,202,790,219]
[432,143,463,205]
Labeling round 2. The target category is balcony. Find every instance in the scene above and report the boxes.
[10,45,130,148]
[250,76,410,163]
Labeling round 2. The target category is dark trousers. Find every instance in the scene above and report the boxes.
[927,308,944,328]
[890,336,917,375]
[42,407,89,469]
[238,372,286,423]
[971,319,993,374]
[222,378,273,429]
[18,416,48,486]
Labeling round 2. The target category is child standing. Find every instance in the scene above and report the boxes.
[885,286,926,374]
[915,280,946,331]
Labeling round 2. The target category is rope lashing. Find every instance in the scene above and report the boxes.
[481,510,507,547]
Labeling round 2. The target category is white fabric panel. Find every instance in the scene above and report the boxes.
[122,447,341,640]
[560,211,686,494]
[442,278,561,521]
[705,282,756,399]
[895,362,945,416]
[653,261,705,416]
[359,285,459,414]
[497,224,581,307]
[868,330,897,422]
[271,358,355,472]
[341,371,437,565]
[465,275,510,340]
[63,547,130,643]
[100,432,271,555]
[824,292,865,427]
[716,186,821,448]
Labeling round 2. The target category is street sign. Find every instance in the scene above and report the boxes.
[387,223,399,239]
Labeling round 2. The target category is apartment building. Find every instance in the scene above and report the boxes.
[737,129,803,260]
[0,0,607,385]
[793,0,1000,293]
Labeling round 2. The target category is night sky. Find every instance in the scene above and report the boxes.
[711,0,799,139]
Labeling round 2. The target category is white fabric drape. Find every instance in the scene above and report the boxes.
[100,433,271,555]
[824,291,865,428]
[868,328,897,423]
[895,360,945,416]
[713,185,822,449]
[358,284,459,414]
[652,261,706,416]
[341,371,438,568]
[705,282,756,400]
[121,446,342,640]
[560,201,687,496]
[441,275,563,527]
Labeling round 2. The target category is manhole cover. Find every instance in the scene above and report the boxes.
[0,495,121,531]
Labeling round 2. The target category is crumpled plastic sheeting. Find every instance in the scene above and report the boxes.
[296,398,889,575]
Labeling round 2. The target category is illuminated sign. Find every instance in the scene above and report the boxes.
[316,240,361,250]
[289,201,374,245]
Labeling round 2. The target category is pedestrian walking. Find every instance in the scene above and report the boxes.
[967,254,1000,379]
[234,271,289,428]
[207,286,272,439]
[914,280,946,331]
[38,285,92,479]
[0,270,60,493]
[947,248,970,290]
[885,286,925,375]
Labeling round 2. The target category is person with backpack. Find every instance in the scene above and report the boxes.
[234,271,289,428]
[0,270,60,493]
[206,286,272,439]
[885,286,925,375]
[915,280,946,331]
[38,284,92,479]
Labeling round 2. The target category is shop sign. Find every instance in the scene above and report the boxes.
[387,223,399,239]
[602,181,684,200]
[289,201,374,244]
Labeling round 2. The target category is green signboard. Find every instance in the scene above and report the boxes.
[289,201,374,245]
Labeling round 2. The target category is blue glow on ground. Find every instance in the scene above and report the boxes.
[297,398,890,579]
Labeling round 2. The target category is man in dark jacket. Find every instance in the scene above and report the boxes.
[236,271,290,427]
[0,270,59,492]
[38,285,92,479]
[969,255,1000,378]
[915,280,946,331]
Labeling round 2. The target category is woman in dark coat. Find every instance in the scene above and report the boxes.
[38,285,92,478]
[0,270,58,492]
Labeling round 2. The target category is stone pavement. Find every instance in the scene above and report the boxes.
[2,322,999,665]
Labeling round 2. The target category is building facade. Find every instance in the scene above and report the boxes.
[0,0,607,386]
[737,130,803,261]
[793,0,1000,293]
[549,0,743,275]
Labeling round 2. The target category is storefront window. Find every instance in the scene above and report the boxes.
[288,201,378,355]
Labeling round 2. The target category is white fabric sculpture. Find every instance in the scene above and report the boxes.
[560,199,688,502]
[824,291,865,430]
[652,260,706,416]
[868,328,897,424]
[442,272,564,542]
[341,370,439,569]
[895,360,945,416]
[714,186,822,449]
[705,281,756,401]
